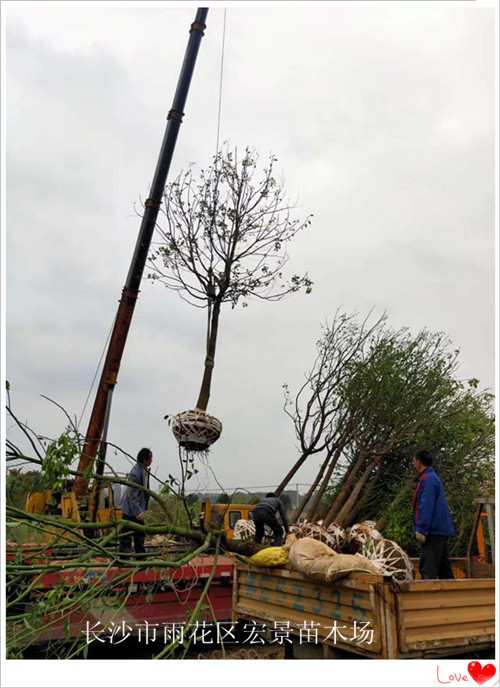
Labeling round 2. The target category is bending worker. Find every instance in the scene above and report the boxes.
[252,492,289,546]
[412,449,455,579]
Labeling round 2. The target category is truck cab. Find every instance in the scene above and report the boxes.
[200,500,255,541]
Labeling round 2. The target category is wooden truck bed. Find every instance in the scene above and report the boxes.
[233,562,495,659]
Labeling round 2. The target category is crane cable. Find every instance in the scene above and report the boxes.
[78,315,115,429]
[215,8,227,157]
[81,11,228,432]
[207,9,228,348]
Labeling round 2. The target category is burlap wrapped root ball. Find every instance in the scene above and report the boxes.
[286,537,380,583]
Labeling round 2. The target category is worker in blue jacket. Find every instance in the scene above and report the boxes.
[412,449,455,579]
[119,447,153,557]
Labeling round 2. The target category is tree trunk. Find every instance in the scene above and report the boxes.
[306,445,343,522]
[292,452,331,522]
[195,300,221,412]
[335,461,374,527]
[347,472,379,525]
[322,450,367,527]
[276,449,313,496]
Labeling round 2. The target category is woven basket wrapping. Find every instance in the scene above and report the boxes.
[233,519,273,542]
[361,537,414,582]
[346,521,383,553]
[326,522,347,552]
[171,409,222,450]
[289,520,346,552]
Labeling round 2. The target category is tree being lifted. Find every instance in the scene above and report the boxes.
[148,147,313,454]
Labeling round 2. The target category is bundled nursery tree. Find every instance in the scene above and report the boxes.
[320,326,465,527]
[276,311,386,518]
[280,312,495,555]
[373,384,495,554]
[148,147,312,451]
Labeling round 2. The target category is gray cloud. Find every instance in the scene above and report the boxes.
[6,5,495,491]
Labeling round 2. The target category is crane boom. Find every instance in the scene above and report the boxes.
[74,8,209,501]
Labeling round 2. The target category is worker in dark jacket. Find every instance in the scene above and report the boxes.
[412,449,455,579]
[252,492,289,546]
[119,447,153,557]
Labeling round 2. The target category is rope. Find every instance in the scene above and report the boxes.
[215,8,227,156]
[78,315,115,429]
[79,10,228,445]
[205,9,228,281]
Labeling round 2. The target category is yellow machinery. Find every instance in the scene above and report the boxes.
[25,489,78,544]
[25,482,122,543]
[200,501,256,541]
[25,491,254,544]
[467,495,495,577]
[26,487,81,521]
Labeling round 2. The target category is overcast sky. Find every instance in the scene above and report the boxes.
[5,3,495,494]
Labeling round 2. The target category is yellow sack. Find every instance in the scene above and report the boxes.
[249,546,288,567]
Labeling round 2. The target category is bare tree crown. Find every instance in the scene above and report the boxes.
[148,147,313,308]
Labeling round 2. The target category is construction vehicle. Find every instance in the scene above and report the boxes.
[8,10,243,649]
[24,8,208,530]
[200,500,256,541]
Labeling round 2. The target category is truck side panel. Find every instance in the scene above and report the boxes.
[234,565,386,657]
[234,564,495,659]
[396,579,495,656]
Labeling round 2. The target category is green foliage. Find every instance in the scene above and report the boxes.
[6,470,44,509]
[280,492,293,512]
[380,483,417,555]
[371,383,495,555]
[41,431,80,490]
[315,314,495,555]
[145,493,201,530]
[339,328,461,454]
[229,492,259,504]
[6,522,45,545]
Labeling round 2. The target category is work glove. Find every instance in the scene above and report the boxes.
[415,532,426,545]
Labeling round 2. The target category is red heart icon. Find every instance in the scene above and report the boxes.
[468,662,496,685]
